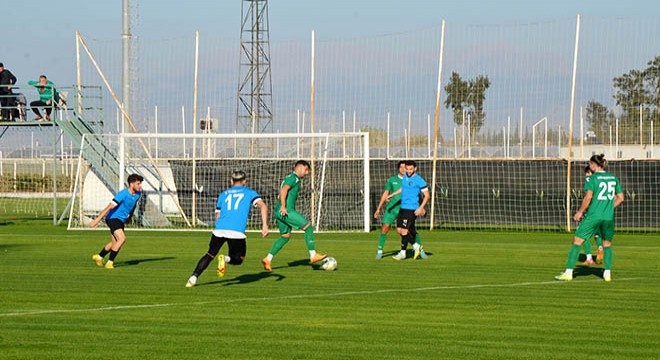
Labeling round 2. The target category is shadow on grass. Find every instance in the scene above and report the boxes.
[573,265,604,279]
[115,256,176,267]
[196,271,286,287]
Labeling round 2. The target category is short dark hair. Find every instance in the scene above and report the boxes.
[231,170,247,182]
[295,160,311,169]
[584,165,591,174]
[39,75,47,80]
[0,63,4,67]
[127,173,143,184]
[589,153,606,168]
[396,160,406,169]
[404,160,417,168]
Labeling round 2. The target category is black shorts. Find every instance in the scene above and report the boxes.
[106,218,125,234]
[396,209,417,230]
[208,235,247,260]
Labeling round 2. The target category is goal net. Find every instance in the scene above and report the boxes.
[68,132,370,232]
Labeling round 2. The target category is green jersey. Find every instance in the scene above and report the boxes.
[384,175,403,212]
[584,171,622,221]
[276,172,302,212]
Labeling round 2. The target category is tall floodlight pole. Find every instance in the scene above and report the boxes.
[237,0,273,135]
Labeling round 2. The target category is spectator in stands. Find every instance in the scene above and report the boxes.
[0,63,17,121]
[28,75,58,121]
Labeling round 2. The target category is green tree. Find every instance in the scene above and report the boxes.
[586,53,660,144]
[444,72,491,137]
[585,100,611,143]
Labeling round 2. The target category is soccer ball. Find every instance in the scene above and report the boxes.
[321,257,337,271]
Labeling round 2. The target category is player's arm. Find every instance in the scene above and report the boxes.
[574,190,593,221]
[386,188,401,201]
[374,190,390,218]
[255,199,269,237]
[416,188,430,216]
[88,202,117,228]
[214,209,220,221]
[614,192,624,208]
[279,184,291,216]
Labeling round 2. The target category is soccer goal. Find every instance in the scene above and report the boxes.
[68,132,370,232]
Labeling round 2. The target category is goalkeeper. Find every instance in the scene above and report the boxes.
[261,160,326,271]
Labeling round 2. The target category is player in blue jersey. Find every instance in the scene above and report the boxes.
[387,160,430,260]
[89,173,144,269]
[186,170,269,287]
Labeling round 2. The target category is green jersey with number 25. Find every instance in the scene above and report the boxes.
[584,171,622,221]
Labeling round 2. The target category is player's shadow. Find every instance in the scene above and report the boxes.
[272,259,312,270]
[573,265,604,279]
[381,249,433,259]
[197,272,286,287]
[115,256,176,267]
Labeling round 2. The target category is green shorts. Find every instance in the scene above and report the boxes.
[382,206,400,225]
[275,209,310,235]
[575,217,614,241]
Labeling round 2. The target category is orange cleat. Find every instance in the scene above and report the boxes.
[261,257,272,271]
[309,253,327,263]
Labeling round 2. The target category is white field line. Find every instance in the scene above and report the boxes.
[0,277,643,317]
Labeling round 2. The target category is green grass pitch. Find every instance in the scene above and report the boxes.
[1,219,659,359]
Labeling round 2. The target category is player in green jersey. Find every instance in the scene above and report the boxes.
[261,160,326,271]
[581,165,604,265]
[555,154,624,282]
[373,161,427,259]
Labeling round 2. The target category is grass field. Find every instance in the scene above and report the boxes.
[1,219,659,359]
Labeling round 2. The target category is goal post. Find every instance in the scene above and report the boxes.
[68,132,370,232]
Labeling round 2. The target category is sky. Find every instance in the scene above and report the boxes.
[2,0,659,152]
[3,0,657,87]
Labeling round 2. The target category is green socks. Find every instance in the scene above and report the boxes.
[415,234,422,245]
[603,246,613,270]
[378,233,387,251]
[582,239,592,255]
[565,244,581,270]
[304,226,316,251]
[269,236,290,256]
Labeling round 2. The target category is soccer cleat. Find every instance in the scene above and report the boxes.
[554,272,573,281]
[583,258,595,265]
[309,253,327,263]
[217,254,226,278]
[375,252,383,259]
[603,272,611,282]
[596,248,604,264]
[104,261,114,269]
[419,248,428,259]
[413,245,423,260]
[261,257,272,271]
[392,253,406,261]
[92,254,104,267]
[185,276,197,288]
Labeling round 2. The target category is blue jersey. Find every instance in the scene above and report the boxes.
[401,173,428,210]
[215,186,262,234]
[106,188,142,223]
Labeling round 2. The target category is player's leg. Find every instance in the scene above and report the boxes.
[376,223,390,259]
[226,239,247,266]
[377,208,397,259]
[595,235,604,264]
[393,210,414,260]
[103,220,127,269]
[262,218,292,271]
[600,221,615,282]
[285,210,326,263]
[92,219,119,266]
[187,235,225,287]
[409,225,424,260]
[556,219,595,280]
[582,238,594,264]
